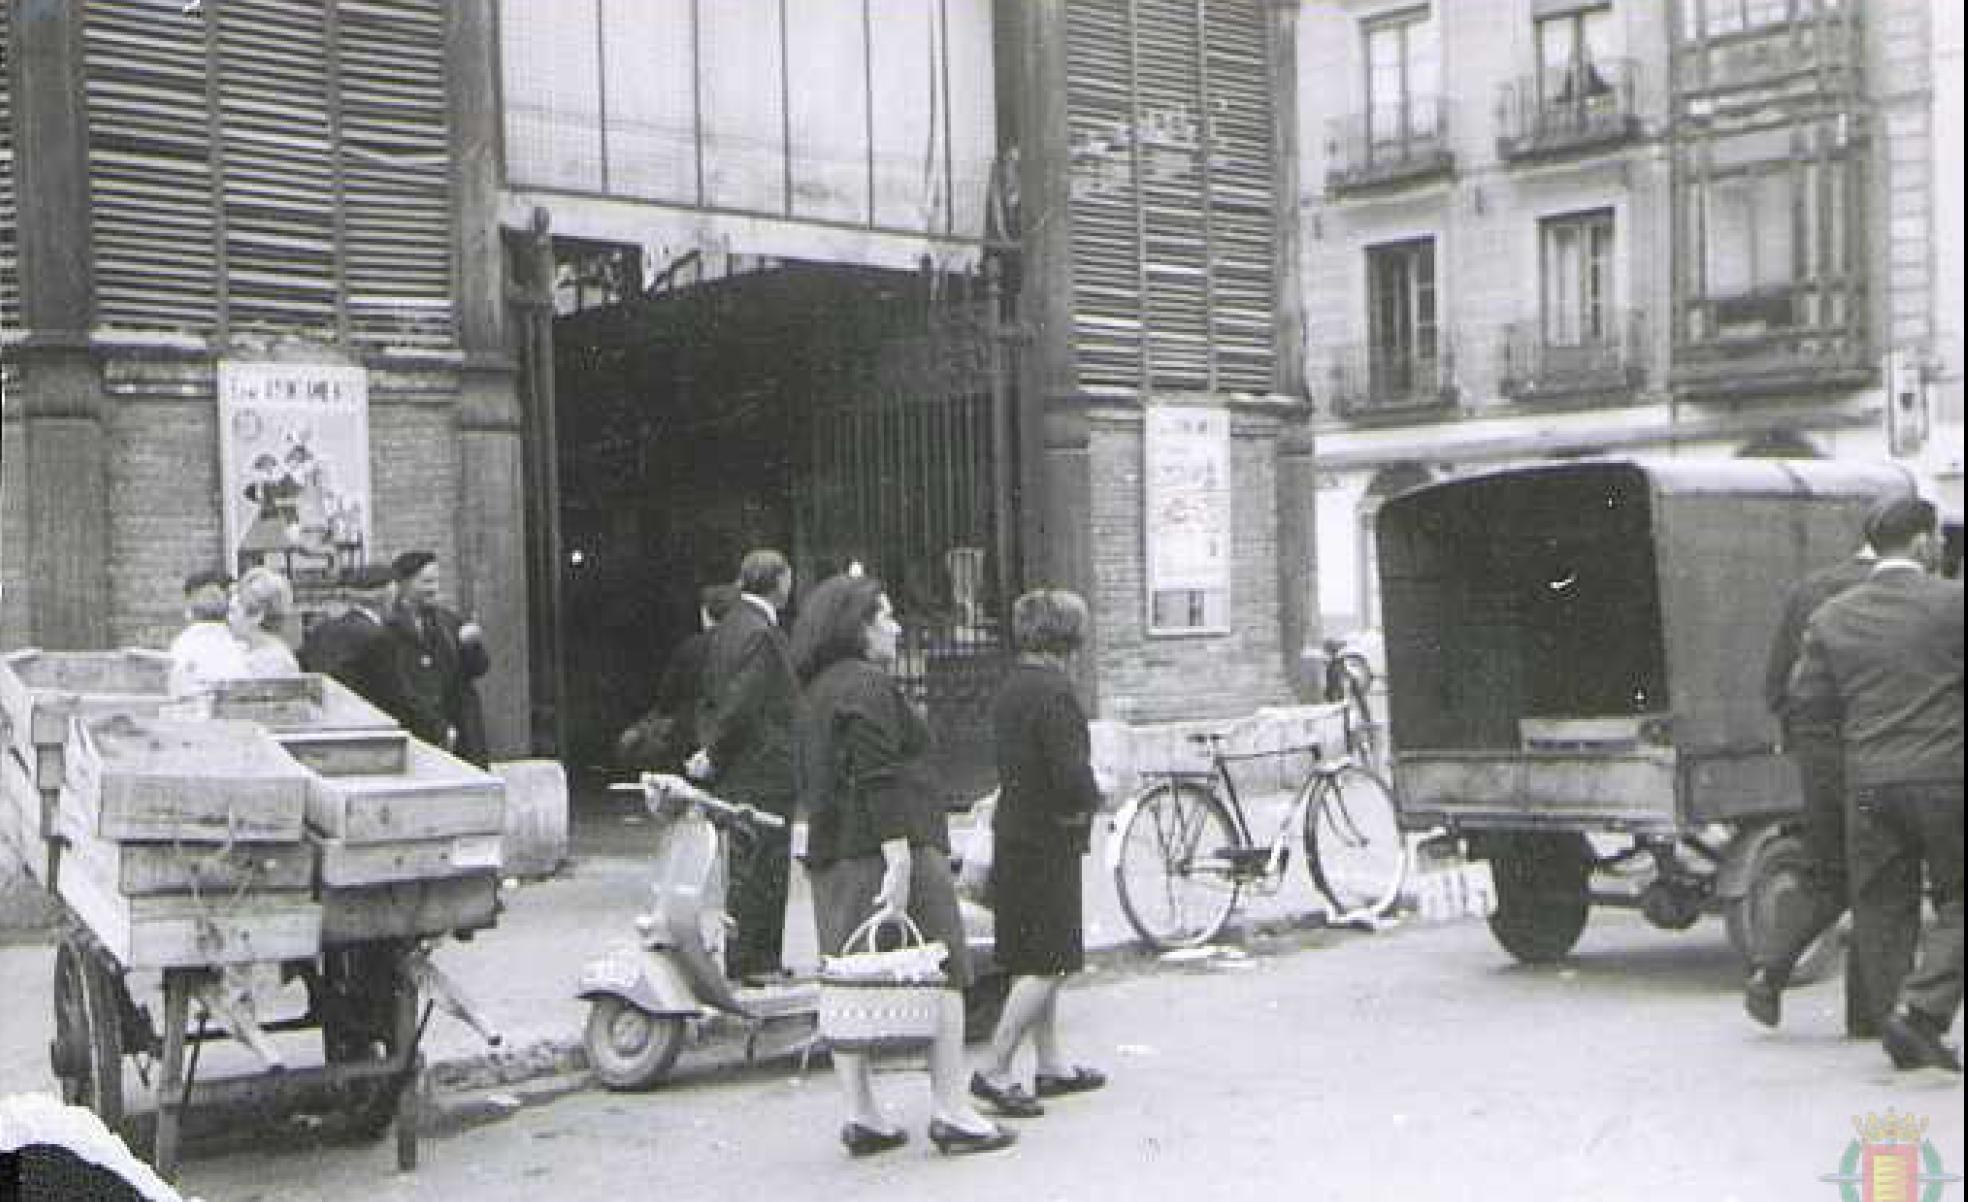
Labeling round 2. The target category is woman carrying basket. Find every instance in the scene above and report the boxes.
[794,574,1016,1158]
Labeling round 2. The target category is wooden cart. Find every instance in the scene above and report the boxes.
[3,658,505,1181]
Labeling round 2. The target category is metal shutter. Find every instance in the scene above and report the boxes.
[1201,3,1275,394]
[1067,0,1144,391]
[84,0,222,333]
[337,0,454,350]
[0,14,17,336]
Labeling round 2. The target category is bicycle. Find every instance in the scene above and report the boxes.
[1321,635,1383,775]
[1110,726,1408,950]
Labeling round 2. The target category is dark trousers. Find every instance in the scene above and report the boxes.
[726,826,792,979]
[1758,733,1880,1033]
[1849,781,1964,1030]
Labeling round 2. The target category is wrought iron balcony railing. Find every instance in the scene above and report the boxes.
[1497,59,1641,161]
[1328,338,1458,419]
[1325,98,1454,195]
[1498,310,1646,400]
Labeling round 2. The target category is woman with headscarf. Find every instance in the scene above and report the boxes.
[794,574,1014,1157]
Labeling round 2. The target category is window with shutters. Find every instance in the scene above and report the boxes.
[77,0,454,349]
[0,18,17,338]
[1064,0,1278,396]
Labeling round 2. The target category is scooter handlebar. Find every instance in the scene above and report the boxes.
[611,774,788,831]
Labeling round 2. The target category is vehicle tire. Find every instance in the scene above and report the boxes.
[51,934,129,1140]
[1486,832,1592,965]
[1303,765,1408,919]
[584,997,687,1090]
[963,970,1011,1044]
[1722,830,1845,988]
[1112,782,1244,951]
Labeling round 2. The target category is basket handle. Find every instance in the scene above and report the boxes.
[842,911,929,956]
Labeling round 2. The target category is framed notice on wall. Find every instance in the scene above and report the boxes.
[1144,403,1231,634]
[217,360,372,583]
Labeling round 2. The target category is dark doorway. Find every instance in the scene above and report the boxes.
[546,254,1019,799]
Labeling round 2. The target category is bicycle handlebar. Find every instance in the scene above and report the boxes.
[608,774,788,830]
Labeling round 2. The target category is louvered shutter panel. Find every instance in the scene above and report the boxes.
[0,16,18,336]
[1066,0,1144,391]
[337,0,454,350]
[1136,0,1209,392]
[1204,3,1276,393]
[84,0,221,333]
[215,0,337,335]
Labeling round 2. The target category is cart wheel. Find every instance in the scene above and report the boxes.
[1723,830,1845,987]
[1486,832,1592,965]
[583,998,687,1090]
[51,934,131,1141]
[318,943,412,1141]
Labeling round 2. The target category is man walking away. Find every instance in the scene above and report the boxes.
[1745,523,1881,1033]
[1790,495,1964,1072]
[691,550,799,981]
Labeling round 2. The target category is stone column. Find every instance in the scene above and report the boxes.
[1267,0,1317,697]
[448,0,531,757]
[10,1,109,649]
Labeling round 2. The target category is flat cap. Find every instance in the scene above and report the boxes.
[345,562,397,591]
[1863,492,1936,550]
[391,550,437,581]
[182,568,232,595]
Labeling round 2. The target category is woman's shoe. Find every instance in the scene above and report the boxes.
[969,1071,1044,1117]
[928,1119,1018,1156]
[1034,1065,1108,1099]
[840,1122,909,1158]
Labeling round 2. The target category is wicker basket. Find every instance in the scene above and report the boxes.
[818,913,947,1053]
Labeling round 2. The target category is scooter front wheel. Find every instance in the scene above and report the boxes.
[584,998,688,1090]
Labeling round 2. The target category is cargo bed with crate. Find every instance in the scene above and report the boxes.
[1376,459,1913,969]
[0,657,507,1181]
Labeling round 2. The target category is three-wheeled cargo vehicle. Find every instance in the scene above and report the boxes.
[1377,458,1914,967]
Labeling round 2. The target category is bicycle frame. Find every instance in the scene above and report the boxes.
[1138,739,1330,888]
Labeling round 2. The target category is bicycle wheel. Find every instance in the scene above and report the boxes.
[1113,782,1244,950]
[1304,765,1408,919]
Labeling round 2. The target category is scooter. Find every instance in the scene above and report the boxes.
[576,773,1005,1090]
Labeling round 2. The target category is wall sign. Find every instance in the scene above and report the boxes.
[217,361,372,582]
[1145,404,1232,633]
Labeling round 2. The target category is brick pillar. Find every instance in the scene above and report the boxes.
[448,0,531,758]
[9,2,110,649]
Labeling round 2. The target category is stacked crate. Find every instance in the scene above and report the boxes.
[0,650,176,884]
[56,714,322,969]
[208,676,507,945]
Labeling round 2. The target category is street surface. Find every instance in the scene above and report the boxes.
[166,909,1963,1202]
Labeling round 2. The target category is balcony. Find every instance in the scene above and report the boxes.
[1671,283,1871,398]
[1497,60,1642,162]
[1675,7,1861,106]
[1325,99,1454,196]
[1498,310,1646,402]
[1329,339,1458,420]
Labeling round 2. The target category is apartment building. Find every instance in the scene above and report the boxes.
[1299,0,1960,639]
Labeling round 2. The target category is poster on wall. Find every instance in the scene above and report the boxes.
[1144,403,1232,632]
[217,360,372,582]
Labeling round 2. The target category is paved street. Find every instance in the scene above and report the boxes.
[157,909,1962,1202]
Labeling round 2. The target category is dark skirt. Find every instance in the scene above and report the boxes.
[989,839,1085,976]
[809,848,973,990]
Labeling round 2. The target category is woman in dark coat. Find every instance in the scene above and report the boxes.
[970,589,1108,1117]
[794,574,1015,1158]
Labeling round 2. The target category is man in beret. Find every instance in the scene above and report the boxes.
[300,563,411,725]
[1790,494,1964,1072]
[389,550,491,766]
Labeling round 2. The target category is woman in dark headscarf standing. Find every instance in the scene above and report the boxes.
[793,574,1015,1157]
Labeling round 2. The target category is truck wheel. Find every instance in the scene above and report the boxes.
[584,998,687,1090]
[1486,833,1592,965]
[1722,830,1844,987]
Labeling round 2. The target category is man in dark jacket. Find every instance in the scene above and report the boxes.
[1791,495,1964,1072]
[1745,531,1880,1032]
[389,550,491,766]
[299,563,410,723]
[691,549,799,981]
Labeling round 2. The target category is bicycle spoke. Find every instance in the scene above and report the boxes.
[1114,784,1243,950]
[1305,766,1407,919]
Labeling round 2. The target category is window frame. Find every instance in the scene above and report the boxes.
[1539,209,1616,347]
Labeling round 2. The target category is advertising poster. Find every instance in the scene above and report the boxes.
[217,360,372,581]
[1144,403,1231,630]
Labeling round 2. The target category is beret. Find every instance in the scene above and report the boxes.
[1863,492,1936,549]
[345,562,397,591]
[392,550,437,581]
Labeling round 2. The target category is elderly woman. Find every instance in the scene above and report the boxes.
[969,589,1107,1117]
[794,574,1014,1158]
[228,566,301,676]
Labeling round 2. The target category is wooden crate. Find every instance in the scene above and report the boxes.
[55,788,316,896]
[276,729,410,777]
[64,715,312,843]
[314,831,502,888]
[57,857,320,969]
[0,649,176,789]
[306,740,505,844]
[320,872,499,944]
[206,674,399,734]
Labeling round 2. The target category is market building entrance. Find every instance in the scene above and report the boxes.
[535,251,1020,798]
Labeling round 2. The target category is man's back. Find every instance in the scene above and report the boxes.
[1793,569,1966,787]
[1765,555,1875,719]
[700,600,798,802]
